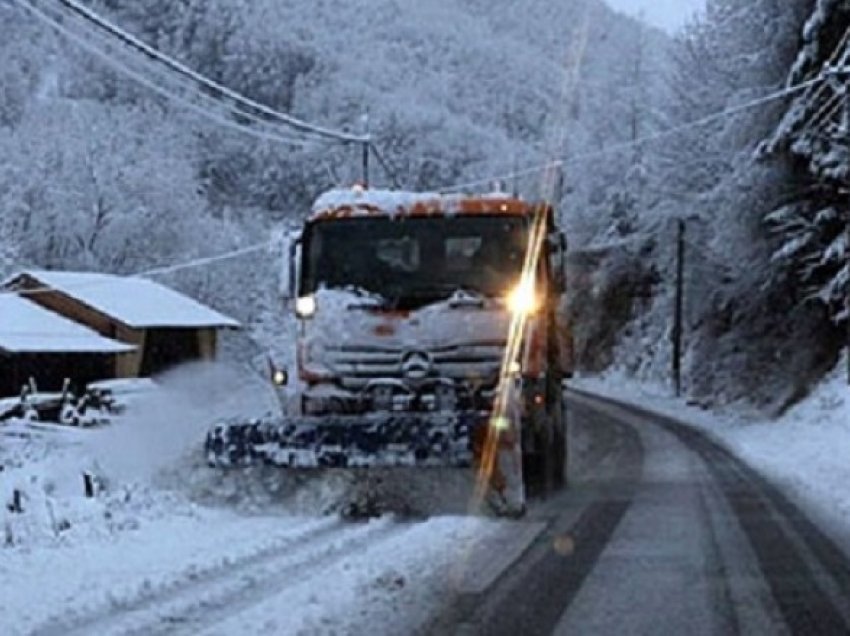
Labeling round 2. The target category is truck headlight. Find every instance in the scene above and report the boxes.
[506,280,539,316]
[295,295,317,318]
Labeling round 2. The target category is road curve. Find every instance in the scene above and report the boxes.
[434,390,850,636]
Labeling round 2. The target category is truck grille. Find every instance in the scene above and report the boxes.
[327,343,505,388]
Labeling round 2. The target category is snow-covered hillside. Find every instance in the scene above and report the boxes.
[0,0,674,383]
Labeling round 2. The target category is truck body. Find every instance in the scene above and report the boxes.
[207,188,572,515]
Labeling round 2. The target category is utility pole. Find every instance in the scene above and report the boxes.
[362,141,370,188]
[361,110,371,187]
[673,219,685,397]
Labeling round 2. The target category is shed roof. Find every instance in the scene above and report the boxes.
[0,294,136,354]
[9,271,240,330]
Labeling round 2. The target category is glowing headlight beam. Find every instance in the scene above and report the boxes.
[506,279,540,316]
[469,7,590,516]
[472,201,550,511]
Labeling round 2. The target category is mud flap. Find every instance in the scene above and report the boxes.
[473,387,527,518]
[489,444,526,518]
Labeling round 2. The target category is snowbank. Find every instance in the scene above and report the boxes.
[0,362,278,547]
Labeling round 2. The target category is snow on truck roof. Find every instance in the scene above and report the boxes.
[309,188,540,221]
[0,294,135,354]
[7,270,240,330]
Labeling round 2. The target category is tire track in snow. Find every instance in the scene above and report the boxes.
[128,519,403,636]
[29,516,397,636]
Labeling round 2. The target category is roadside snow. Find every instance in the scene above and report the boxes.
[0,414,516,636]
[0,362,530,636]
[1,503,334,636]
[572,360,850,536]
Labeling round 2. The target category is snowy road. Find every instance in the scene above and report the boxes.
[433,390,850,635]
[6,390,850,636]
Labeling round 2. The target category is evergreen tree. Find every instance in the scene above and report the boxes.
[765,0,850,322]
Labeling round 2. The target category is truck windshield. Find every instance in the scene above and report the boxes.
[301,215,529,307]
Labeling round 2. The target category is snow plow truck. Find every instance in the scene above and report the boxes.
[206,187,573,516]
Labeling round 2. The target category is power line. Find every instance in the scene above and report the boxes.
[13,0,322,148]
[137,242,273,278]
[440,74,827,194]
[2,241,274,299]
[811,99,845,138]
[49,0,368,145]
[802,91,844,136]
[797,25,850,114]
[795,33,850,136]
[58,0,335,146]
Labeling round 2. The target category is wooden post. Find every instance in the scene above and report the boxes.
[8,489,23,513]
[83,473,95,498]
[673,219,685,397]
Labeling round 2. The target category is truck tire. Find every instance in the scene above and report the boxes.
[546,400,566,493]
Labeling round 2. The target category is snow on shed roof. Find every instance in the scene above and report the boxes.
[0,295,135,354]
[11,271,240,330]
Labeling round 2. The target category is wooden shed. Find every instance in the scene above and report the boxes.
[0,294,135,397]
[5,271,240,379]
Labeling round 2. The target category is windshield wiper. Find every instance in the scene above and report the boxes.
[342,284,385,301]
[405,285,490,307]
[447,287,488,307]
[321,284,389,308]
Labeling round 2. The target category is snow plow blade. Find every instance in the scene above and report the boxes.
[205,412,486,469]
[204,412,526,518]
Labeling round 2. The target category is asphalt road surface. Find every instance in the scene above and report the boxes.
[431,390,850,636]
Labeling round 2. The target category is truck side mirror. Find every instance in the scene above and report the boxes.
[549,231,568,294]
[278,229,302,305]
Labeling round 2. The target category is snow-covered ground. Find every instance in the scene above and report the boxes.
[573,359,850,537]
[0,363,537,636]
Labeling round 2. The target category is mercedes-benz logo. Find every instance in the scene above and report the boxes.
[400,350,432,380]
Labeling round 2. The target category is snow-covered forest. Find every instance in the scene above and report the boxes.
[0,0,847,411]
[580,0,850,413]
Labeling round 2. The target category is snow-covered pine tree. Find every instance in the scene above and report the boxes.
[765,1,850,322]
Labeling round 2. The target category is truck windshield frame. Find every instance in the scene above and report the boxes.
[300,214,530,307]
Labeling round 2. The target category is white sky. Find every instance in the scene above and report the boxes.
[605,0,706,33]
